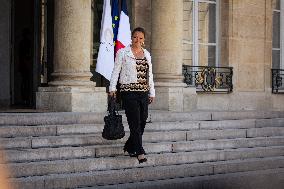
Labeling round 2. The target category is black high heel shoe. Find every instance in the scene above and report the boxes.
[137,155,147,164]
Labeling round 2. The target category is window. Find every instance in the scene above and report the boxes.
[183,0,220,67]
[272,0,284,69]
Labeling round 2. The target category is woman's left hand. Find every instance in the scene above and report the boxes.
[148,97,154,104]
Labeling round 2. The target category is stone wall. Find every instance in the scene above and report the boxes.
[181,0,284,111]
[229,0,267,92]
[132,0,284,111]
[0,0,10,108]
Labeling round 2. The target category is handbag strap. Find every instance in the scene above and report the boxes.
[108,96,120,116]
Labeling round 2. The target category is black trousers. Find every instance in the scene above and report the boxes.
[121,91,149,155]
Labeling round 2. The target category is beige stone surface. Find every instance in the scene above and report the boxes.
[196,92,273,111]
[232,15,265,39]
[272,95,284,110]
[150,86,196,112]
[237,64,265,92]
[36,87,107,112]
[234,39,266,64]
[227,0,267,92]
[183,88,198,111]
[220,38,229,67]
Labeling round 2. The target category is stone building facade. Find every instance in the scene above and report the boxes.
[0,0,283,112]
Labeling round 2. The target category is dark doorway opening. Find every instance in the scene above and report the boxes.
[11,0,41,108]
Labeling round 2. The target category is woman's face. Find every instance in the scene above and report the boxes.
[131,31,145,47]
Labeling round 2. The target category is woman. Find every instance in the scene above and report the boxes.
[109,27,155,164]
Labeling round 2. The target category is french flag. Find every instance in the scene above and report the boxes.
[115,0,131,56]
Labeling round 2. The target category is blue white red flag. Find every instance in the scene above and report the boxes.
[115,0,131,56]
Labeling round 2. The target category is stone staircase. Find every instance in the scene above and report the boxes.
[1,111,284,189]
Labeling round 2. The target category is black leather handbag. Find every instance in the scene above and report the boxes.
[102,97,125,140]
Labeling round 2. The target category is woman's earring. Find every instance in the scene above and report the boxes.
[141,42,145,47]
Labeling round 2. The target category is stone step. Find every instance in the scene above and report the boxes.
[0,121,199,138]
[247,127,284,138]
[4,136,284,163]
[1,118,283,138]
[172,136,284,152]
[150,111,284,122]
[211,111,284,121]
[0,119,256,138]
[1,128,249,149]
[0,131,185,149]
[0,124,58,138]
[0,112,106,126]
[76,168,284,189]
[8,146,284,178]
[255,118,284,128]
[11,157,284,189]
[1,110,284,126]
[3,126,284,150]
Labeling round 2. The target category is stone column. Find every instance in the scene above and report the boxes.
[36,0,107,112]
[50,0,93,86]
[151,0,184,84]
[150,0,196,111]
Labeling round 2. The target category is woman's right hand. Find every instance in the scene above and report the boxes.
[109,91,116,98]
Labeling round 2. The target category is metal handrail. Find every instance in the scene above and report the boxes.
[183,65,233,93]
[272,69,284,94]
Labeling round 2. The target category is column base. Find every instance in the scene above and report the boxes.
[36,86,107,112]
[150,82,197,112]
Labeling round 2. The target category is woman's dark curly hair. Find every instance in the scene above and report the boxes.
[131,27,145,37]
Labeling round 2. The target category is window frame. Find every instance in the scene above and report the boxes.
[272,0,284,69]
[188,0,220,67]
[282,2,284,70]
